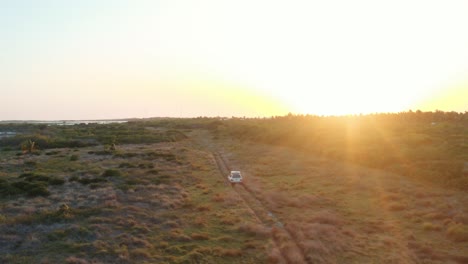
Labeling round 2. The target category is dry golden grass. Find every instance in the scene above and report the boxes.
[2,123,466,263]
[196,204,212,212]
[190,232,211,240]
[219,248,243,257]
[446,223,468,242]
[267,248,283,264]
[422,222,442,231]
[212,192,226,202]
[204,130,468,264]
[238,222,270,238]
[193,216,207,227]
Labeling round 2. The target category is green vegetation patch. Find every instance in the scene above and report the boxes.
[69,176,107,185]
[101,169,123,177]
[19,172,65,185]
[0,173,65,197]
[88,150,114,155]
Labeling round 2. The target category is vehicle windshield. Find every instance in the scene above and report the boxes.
[232,172,241,178]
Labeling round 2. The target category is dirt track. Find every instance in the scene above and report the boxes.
[190,129,468,264]
[213,152,309,264]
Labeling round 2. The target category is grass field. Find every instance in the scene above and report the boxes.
[0,123,272,263]
[0,115,467,263]
[208,132,468,263]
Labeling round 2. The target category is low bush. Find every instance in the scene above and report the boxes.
[238,223,271,238]
[125,178,147,185]
[196,205,211,212]
[77,177,107,185]
[212,193,225,202]
[146,169,159,175]
[144,152,177,162]
[190,232,210,240]
[14,181,50,196]
[387,203,407,211]
[0,173,65,197]
[422,222,442,231]
[13,206,101,225]
[138,163,154,169]
[19,173,65,185]
[69,175,79,182]
[150,175,170,185]
[130,248,152,259]
[24,160,37,167]
[65,256,90,264]
[119,162,136,168]
[101,169,122,177]
[89,150,113,155]
[0,179,24,196]
[220,248,243,257]
[47,226,94,242]
[46,151,61,155]
[446,223,468,242]
[113,152,139,158]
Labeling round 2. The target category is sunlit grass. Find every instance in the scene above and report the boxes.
[208,128,468,263]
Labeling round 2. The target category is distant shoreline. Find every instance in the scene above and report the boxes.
[0,120,129,125]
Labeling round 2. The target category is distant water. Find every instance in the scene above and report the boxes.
[0,131,17,139]
[37,120,128,125]
[0,120,128,138]
[0,120,128,125]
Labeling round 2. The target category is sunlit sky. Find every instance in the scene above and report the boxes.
[1,0,467,120]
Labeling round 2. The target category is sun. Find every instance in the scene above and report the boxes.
[166,1,468,116]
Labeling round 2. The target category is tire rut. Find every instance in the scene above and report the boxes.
[213,152,310,264]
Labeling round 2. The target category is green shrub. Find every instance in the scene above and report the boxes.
[138,163,154,169]
[101,169,122,177]
[24,161,37,167]
[25,184,50,196]
[69,175,79,182]
[48,177,65,185]
[12,181,50,196]
[125,179,147,185]
[145,152,177,161]
[147,169,159,175]
[19,173,64,186]
[77,177,107,185]
[19,172,49,181]
[0,179,23,196]
[0,173,66,197]
[89,150,113,155]
[114,152,139,158]
[119,162,136,168]
[70,154,79,161]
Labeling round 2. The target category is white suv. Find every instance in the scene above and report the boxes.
[228,171,242,183]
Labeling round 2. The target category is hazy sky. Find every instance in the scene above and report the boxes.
[1,0,467,120]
